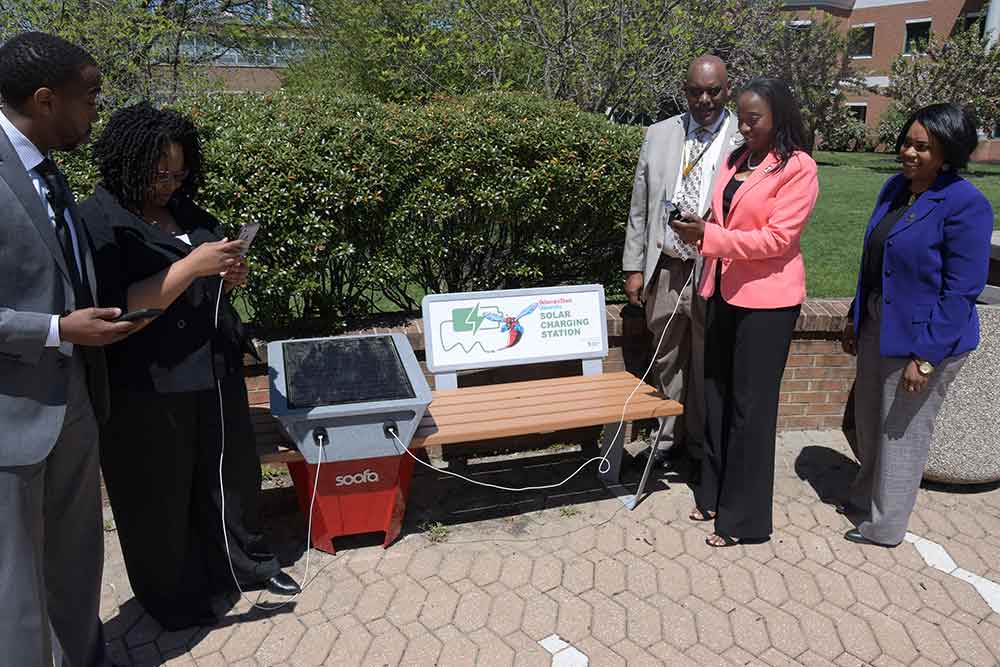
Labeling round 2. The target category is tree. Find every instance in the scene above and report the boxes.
[879,22,1000,147]
[0,0,307,105]
[463,0,785,120]
[285,0,528,101]
[296,0,788,121]
[760,13,869,151]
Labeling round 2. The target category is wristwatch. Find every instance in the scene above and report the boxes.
[915,359,935,376]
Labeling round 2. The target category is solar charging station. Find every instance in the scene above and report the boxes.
[268,333,432,552]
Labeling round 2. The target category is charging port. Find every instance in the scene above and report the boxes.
[383,421,399,439]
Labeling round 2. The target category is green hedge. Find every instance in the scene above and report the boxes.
[61,91,641,328]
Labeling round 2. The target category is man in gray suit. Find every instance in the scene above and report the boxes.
[0,32,137,666]
[622,55,740,471]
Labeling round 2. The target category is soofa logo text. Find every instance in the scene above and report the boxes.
[335,469,380,486]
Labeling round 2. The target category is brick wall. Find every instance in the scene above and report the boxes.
[247,298,855,435]
[779,339,854,431]
[777,299,855,431]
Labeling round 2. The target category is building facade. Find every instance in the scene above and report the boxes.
[784,0,999,160]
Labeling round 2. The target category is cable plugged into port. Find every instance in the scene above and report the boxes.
[383,421,399,439]
[312,427,329,447]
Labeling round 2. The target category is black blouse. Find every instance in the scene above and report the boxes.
[861,189,912,296]
[722,174,742,222]
[82,186,249,394]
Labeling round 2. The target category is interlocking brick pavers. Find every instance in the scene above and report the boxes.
[100,429,1000,665]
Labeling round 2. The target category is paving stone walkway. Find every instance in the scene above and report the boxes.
[99,429,1000,666]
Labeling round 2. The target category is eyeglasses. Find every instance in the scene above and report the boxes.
[686,86,723,98]
[153,170,189,186]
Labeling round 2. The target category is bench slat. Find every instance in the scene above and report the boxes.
[256,371,681,463]
[412,398,679,448]
[424,377,646,412]
[416,391,668,428]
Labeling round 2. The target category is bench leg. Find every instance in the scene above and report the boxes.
[630,419,669,511]
[597,421,637,508]
[599,419,668,510]
[597,421,625,483]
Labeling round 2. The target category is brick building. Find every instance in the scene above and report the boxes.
[784,0,1000,160]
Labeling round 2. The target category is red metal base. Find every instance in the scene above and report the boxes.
[286,453,415,554]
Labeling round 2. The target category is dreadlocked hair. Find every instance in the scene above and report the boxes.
[0,32,96,111]
[92,102,204,213]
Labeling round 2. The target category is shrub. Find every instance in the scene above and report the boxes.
[876,103,909,152]
[61,91,642,328]
[818,115,875,152]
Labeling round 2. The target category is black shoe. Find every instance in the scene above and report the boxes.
[265,571,302,596]
[649,447,691,468]
[843,529,898,548]
[644,448,668,467]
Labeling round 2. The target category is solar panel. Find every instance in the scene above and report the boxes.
[282,336,416,409]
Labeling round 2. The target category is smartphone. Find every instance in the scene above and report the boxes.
[112,308,163,323]
[237,222,260,257]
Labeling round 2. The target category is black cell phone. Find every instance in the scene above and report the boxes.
[112,308,163,323]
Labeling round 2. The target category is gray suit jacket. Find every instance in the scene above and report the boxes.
[622,110,743,291]
[0,130,107,466]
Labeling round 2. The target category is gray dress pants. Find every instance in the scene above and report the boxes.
[0,354,107,667]
[644,254,705,454]
[849,294,965,546]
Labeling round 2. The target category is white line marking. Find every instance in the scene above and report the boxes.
[552,645,589,667]
[540,635,570,655]
[539,634,589,666]
[906,532,1000,614]
[908,534,958,573]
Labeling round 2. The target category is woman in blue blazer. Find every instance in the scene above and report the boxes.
[840,103,993,547]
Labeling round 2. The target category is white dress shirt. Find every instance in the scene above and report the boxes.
[671,111,731,218]
[1,110,85,347]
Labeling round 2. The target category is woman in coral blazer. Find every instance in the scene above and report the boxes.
[671,78,818,547]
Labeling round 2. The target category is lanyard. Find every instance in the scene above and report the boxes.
[682,130,717,179]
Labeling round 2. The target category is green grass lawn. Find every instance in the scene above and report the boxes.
[804,151,1000,298]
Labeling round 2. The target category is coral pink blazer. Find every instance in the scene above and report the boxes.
[699,150,819,309]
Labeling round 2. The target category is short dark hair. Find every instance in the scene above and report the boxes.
[92,102,204,213]
[729,77,810,172]
[896,103,979,171]
[0,32,96,111]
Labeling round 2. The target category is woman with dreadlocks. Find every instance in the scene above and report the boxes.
[81,102,300,631]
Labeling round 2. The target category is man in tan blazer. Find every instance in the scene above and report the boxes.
[622,55,741,471]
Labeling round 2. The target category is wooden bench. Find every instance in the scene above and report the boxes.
[256,371,681,507]
[255,286,683,516]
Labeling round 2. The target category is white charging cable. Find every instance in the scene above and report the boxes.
[215,259,693,604]
[388,265,695,493]
[215,279,325,612]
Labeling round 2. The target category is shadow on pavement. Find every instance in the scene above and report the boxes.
[794,445,859,505]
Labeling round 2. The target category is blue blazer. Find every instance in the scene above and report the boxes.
[850,171,994,365]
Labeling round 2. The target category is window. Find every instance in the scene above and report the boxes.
[904,19,932,55]
[847,104,868,124]
[849,24,875,58]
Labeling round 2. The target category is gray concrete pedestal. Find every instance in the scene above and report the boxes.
[925,304,1000,484]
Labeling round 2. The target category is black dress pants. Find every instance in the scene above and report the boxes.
[100,374,280,630]
[694,291,799,539]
